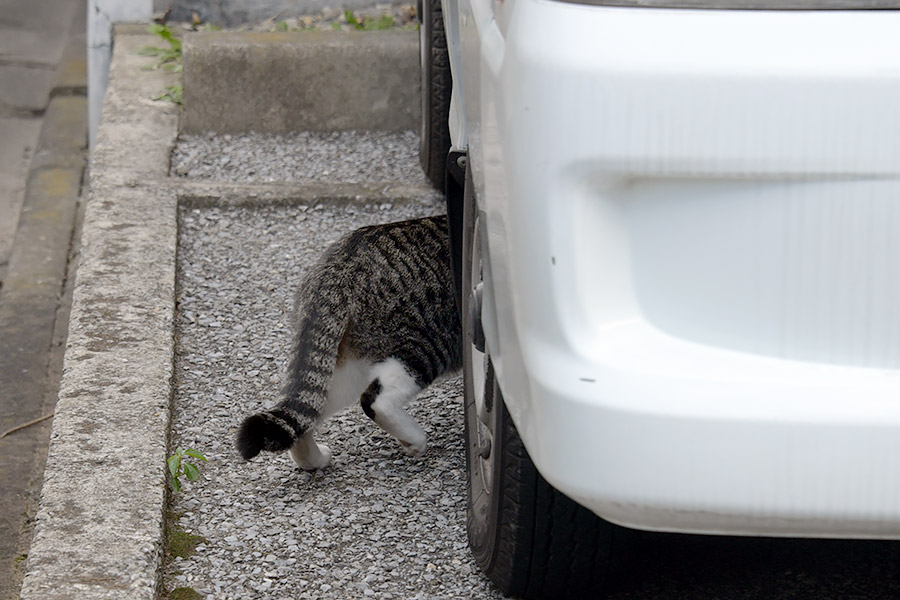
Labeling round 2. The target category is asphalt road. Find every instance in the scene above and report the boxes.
[0,1,86,598]
[608,530,900,599]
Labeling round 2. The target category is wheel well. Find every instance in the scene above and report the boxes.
[444,150,466,316]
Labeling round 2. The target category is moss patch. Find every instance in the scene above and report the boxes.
[168,587,203,600]
[163,499,207,599]
[168,527,206,559]
[164,508,208,559]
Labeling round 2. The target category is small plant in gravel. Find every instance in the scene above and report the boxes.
[167,447,207,493]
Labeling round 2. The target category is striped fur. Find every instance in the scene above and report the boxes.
[236,215,462,465]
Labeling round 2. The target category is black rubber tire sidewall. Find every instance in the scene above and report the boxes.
[461,167,622,599]
[463,165,534,596]
[463,164,505,577]
[467,371,622,599]
[418,0,452,192]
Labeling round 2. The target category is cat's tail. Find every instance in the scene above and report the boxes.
[236,276,350,460]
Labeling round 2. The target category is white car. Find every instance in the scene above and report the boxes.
[420,0,900,597]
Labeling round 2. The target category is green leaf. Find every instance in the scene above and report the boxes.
[168,85,183,104]
[366,14,394,30]
[171,476,182,493]
[153,85,183,105]
[145,24,182,57]
[184,449,207,462]
[183,462,200,481]
[157,27,181,50]
[168,454,180,478]
[344,9,363,30]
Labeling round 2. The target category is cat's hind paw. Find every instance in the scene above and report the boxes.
[289,441,332,470]
[399,435,427,457]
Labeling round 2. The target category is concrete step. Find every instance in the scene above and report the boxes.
[182,29,419,134]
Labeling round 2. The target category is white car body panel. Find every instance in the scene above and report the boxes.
[445,0,900,536]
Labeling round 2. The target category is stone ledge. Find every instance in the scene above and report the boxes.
[182,30,420,134]
[17,31,178,600]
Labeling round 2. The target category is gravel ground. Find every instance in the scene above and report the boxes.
[172,131,430,185]
[166,4,418,32]
[249,4,419,32]
[164,111,900,600]
[167,200,510,600]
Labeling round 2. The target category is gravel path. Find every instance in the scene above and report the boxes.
[167,200,510,600]
[172,131,430,185]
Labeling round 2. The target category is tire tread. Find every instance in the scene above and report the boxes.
[493,406,617,599]
[462,164,622,600]
[419,0,452,190]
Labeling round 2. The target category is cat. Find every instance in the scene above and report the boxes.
[236,215,462,469]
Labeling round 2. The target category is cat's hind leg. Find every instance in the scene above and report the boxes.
[289,355,371,470]
[289,431,332,470]
[360,358,427,456]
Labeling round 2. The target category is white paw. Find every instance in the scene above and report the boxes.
[399,435,427,457]
[289,442,332,470]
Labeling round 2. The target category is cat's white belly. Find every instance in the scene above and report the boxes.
[323,356,376,419]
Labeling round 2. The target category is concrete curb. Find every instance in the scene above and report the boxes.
[19,26,432,600]
[182,29,420,134]
[18,30,179,600]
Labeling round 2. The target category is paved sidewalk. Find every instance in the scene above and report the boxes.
[0,0,88,597]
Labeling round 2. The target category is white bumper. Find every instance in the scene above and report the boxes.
[478,2,900,536]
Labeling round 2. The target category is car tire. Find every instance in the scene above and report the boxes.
[462,168,625,599]
[418,0,452,191]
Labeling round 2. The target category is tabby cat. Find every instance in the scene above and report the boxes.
[236,215,462,469]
